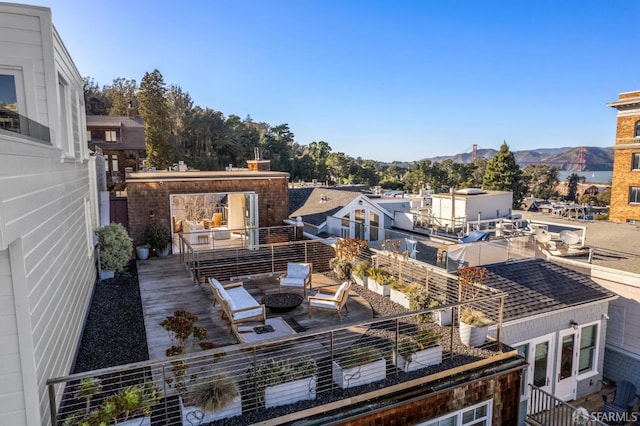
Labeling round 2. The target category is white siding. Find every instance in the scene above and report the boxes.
[0,5,97,425]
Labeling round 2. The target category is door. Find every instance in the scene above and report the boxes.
[515,333,554,414]
[244,193,259,248]
[555,328,577,401]
[350,207,381,242]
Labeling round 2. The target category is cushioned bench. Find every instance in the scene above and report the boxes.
[209,278,265,328]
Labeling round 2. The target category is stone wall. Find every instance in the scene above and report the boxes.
[126,172,289,245]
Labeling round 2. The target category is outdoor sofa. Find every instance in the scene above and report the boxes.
[209,278,266,328]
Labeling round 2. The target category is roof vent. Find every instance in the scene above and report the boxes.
[456,188,486,195]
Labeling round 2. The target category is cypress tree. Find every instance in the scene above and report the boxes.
[483,142,525,209]
[138,69,172,169]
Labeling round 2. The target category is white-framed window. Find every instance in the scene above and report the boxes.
[87,130,92,142]
[0,67,27,136]
[632,153,640,171]
[418,400,492,426]
[58,74,73,155]
[111,154,119,172]
[105,130,117,142]
[578,323,598,375]
[629,187,640,204]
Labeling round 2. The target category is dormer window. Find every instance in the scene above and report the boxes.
[105,130,117,142]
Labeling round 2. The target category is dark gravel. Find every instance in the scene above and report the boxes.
[73,260,149,372]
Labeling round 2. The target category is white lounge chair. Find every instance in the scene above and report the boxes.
[308,281,351,321]
[279,262,312,296]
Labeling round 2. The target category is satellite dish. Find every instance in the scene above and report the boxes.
[535,229,551,243]
[560,230,580,245]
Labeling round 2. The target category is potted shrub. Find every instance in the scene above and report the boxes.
[181,372,242,424]
[393,327,444,372]
[351,259,371,286]
[405,285,450,325]
[367,267,393,296]
[145,223,171,257]
[96,223,133,280]
[246,357,317,408]
[457,266,493,347]
[330,238,368,280]
[135,243,150,261]
[333,344,386,389]
[389,281,421,308]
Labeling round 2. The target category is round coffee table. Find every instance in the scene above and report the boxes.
[261,293,304,312]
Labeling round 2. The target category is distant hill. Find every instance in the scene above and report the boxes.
[412,146,613,171]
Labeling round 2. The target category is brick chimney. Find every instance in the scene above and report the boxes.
[127,101,135,118]
[247,147,271,171]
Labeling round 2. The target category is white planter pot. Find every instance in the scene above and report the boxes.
[265,375,316,408]
[352,274,367,287]
[180,395,242,425]
[389,288,410,308]
[99,269,115,280]
[119,417,151,426]
[393,345,442,372]
[368,278,390,296]
[332,358,386,389]
[436,307,453,326]
[459,322,489,347]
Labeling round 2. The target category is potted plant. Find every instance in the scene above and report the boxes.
[246,357,317,408]
[330,238,368,280]
[181,372,242,424]
[393,327,444,372]
[333,344,386,389]
[95,223,133,280]
[367,267,393,296]
[457,266,493,347]
[351,259,371,286]
[145,223,171,257]
[405,285,450,325]
[74,377,102,415]
[389,281,421,308]
[135,243,150,261]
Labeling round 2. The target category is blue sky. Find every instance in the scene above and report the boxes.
[36,0,640,162]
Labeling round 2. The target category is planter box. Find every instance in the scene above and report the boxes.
[265,375,317,408]
[119,417,151,426]
[332,358,386,389]
[459,322,488,347]
[181,395,242,424]
[435,307,453,326]
[368,278,390,296]
[351,274,367,287]
[389,288,410,308]
[393,345,442,372]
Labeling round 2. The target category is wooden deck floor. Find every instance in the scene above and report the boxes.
[136,255,374,361]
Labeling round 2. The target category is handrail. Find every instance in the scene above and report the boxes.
[527,384,608,425]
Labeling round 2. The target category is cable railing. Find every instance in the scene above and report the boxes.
[48,295,510,426]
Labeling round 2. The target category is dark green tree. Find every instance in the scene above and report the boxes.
[104,77,138,116]
[566,173,582,202]
[83,77,109,115]
[482,142,526,209]
[523,164,559,199]
[138,69,172,169]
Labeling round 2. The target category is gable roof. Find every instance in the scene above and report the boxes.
[484,258,615,322]
[288,187,364,226]
[87,115,145,150]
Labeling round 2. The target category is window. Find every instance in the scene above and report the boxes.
[419,400,492,426]
[629,187,640,204]
[579,324,598,374]
[0,73,20,134]
[111,154,119,172]
[515,344,529,397]
[635,121,640,138]
[632,153,640,171]
[87,130,92,142]
[105,130,117,142]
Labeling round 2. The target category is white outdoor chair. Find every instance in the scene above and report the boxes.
[279,262,312,296]
[308,281,351,321]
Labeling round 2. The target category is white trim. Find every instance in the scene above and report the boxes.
[417,399,493,425]
[500,297,617,329]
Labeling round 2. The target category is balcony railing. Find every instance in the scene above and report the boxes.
[48,296,509,425]
[527,384,608,425]
[0,106,51,143]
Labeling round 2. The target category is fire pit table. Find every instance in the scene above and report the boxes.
[261,292,304,312]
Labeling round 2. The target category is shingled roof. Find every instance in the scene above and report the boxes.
[484,258,616,322]
[288,187,364,226]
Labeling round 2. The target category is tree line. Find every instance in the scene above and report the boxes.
[85,70,608,207]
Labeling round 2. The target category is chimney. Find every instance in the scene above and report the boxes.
[127,101,134,118]
[247,146,271,171]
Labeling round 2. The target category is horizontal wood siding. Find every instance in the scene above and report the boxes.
[0,250,27,425]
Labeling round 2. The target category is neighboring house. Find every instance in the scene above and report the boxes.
[607,90,640,223]
[289,187,394,240]
[429,189,513,231]
[0,4,98,425]
[86,112,145,191]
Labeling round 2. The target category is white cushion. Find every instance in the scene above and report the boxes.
[226,286,258,311]
[310,298,338,309]
[334,281,349,301]
[233,307,264,321]
[287,263,309,278]
[280,277,304,287]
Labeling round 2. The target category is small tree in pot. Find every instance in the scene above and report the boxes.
[145,223,171,257]
[95,223,133,279]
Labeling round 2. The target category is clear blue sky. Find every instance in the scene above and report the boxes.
[35,0,640,162]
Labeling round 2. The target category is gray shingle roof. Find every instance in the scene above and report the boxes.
[484,258,615,321]
[288,187,363,226]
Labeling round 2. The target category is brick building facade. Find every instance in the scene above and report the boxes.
[607,91,640,222]
[125,169,289,246]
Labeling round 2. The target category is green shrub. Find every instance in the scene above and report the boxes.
[337,344,382,369]
[96,223,132,272]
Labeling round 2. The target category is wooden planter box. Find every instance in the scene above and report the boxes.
[393,345,443,372]
[332,358,386,389]
[265,376,317,408]
[389,288,410,308]
[368,278,390,296]
[459,322,489,347]
[180,395,242,424]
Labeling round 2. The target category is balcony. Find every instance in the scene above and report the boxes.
[0,106,51,143]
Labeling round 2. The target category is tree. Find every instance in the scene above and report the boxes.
[138,69,172,169]
[104,77,138,116]
[83,77,109,115]
[482,142,526,209]
[522,164,559,199]
[566,173,581,202]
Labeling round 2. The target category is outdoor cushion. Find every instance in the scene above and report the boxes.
[334,281,349,301]
[287,263,309,277]
[310,298,339,309]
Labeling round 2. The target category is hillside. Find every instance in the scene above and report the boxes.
[417,146,613,171]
